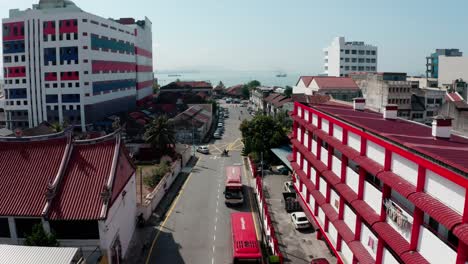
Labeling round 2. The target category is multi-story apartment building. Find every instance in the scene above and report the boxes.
[438,56,468,86]
[2,0,153,131]
[426,49,462,78]
[290,98,468,264]
[324,37,377,77]
[250,86,275,113]
[351,72,413,118]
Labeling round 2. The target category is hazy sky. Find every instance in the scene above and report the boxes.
[1,0,467,74]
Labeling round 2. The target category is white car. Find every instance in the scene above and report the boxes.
[213,133,222,139]
[290,212,310,229]
[283,181,294,193]
[196,146,210,154]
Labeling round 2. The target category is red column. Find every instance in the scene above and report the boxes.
[375,238,384,264]
[410,166,426,250]
[357,167,366,200]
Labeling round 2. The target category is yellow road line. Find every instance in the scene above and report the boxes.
[145,157,201,264]
[242,158,261,240]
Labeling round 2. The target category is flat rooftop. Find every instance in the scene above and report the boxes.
[307,102,468,176]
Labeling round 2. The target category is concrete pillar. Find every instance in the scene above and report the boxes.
[42,219,51,234]
[8,217,18,243]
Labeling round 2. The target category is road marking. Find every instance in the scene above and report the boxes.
[214,234,216,241]
[144,157,201,264]
[242,158,262,240]
[214,224,217,231]
[212,245,215,252]
[212,258,214,264]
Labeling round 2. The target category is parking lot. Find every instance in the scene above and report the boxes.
[261,170,337,264]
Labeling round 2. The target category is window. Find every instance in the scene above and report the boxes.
[358,58,364,63]
[351,50,357,54]
[68,83,73,88]
[61,83,65,88]
[84,71,88,74]
[348,159,359,173]
[366,58,371,63]
[435,98,442,104]
[21,55,25,61]
[345,50,350,54]
[371,51,376,55]
[83,32,88,36]
[352,58,357,63]
[427,111,434,117]
[359,50,365,55]
[371,59,376,63]
[351,66,357,71]
[345,58,350,62]
[358,66,364,71]
[322,141,329,149]
[53,83,58,88]
[345,66,350,70]
[333,149,342,160]
[82,19,88,22]
[366,50,371,55]
[366,172,381,190]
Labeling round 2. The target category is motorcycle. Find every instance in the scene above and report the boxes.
[221,149,229,157]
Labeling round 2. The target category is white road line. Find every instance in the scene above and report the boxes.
[212,258,214,264]
[212,245,215,252]
[214,224,217,231]
[214,234,216,241]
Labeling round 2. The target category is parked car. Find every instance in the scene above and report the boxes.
[276,165,289,175]
[213,133,222,139]
[197,146,210,154]
[218,122,224,127]
[283,181,294,193]
[311,258,330,264]
[290,212,310,229]
[224,113,229,118]
[283,192,301,213]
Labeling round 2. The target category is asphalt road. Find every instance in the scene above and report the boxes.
[146,102,255,264]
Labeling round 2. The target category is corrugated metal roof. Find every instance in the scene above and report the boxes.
[48,138,116,220]
[331,220,354,243]
[377,171,416,197]
[0,137,68,216]
[347,240,375,264]
[407,192,462,230]
[453,223,468,245]
[350,200,380,225]
[314,77,360,90]
[373,222,409,256]
[0,245,78,264]
[400,251,430,264]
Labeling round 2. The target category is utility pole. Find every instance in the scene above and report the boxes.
[192,118,196,156]
[260,151,265,244]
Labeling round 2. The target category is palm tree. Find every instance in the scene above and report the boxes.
[144,116,176,155]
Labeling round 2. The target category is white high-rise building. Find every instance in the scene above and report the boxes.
[323,37,377,77]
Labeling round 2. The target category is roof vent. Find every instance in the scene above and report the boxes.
[432,115,452,139]
[353,98,365,111]
[383,104,398,120]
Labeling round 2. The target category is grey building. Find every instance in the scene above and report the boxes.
[249,86,275,113]
[426,49,462,78]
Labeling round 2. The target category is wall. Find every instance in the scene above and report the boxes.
[363,182,382,214]
[320,147,328,166]
[425,169,465,214]
[438,56,468,85]
[99,174,137,262]
[391,153,418,186]
[328,222,338,247]
[366,140,385,166]
[319,177,327,198]
[331,156,341,177]
[346,167,359,194]
[360,223,377,259]
[333,125,343,141]
[330,189,340,213]
[418,227,457,264]
[343,204,356,233]
[382,248,399,264]
[340,241,354,264]
[347,132,360,152]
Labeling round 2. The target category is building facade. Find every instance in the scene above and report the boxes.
[324,37,377,77]
[2,0,153,131]
[438,56,468,86]
[295,76,361,102]
[426,49,462,78]
[290,99,468,264]
[250,86,274,113]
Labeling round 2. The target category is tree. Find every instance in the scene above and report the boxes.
[241,85,250,99]
[247,80,261,88]
[240,115,288,162]
[275,110,293,133]
[284,86,292,98]
[144,116,176,155]
[25,224,59,247]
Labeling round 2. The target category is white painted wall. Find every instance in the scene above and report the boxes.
[304,110,309,122]
[318,207,325,226]
[295,175,301,189]
[302,183,308,199]
[363,182,382,214]
[346,167,359,194]
[320,147,328,166]
[391,153,418,186]
[340,241,354,264]
[298,107,303,118]
[425,169,465,215]
[308,193,315,211]
[296,152,301,167]
[328,223,338,247]
[343,205,356,233]
[304,131,309,149]
[366,140,385,166]
[312,139,317,155]
[293,79,308,94]
[418,227,457,264]
[332,156,342,177]
[302,159,308,175]
[330,189,340,213]
[322,119,329,134]
[298,127,302,143]
[319,177,327,198]
[360,223,377,259]
[312,114,318,126]
[333,125,343,141]
[99,174,136,261]
[310,168,317,185]
[347,132,361,152]
[382,248,400,264]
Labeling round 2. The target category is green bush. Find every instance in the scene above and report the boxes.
[25,224,59,247]
[143,161,172,188]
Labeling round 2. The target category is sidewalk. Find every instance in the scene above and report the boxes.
[123,156,199,264]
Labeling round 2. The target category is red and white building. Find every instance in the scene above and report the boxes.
[0,131,136,264]
[294,76,361,102]
[2,0,153,131]
[290,98,468,264]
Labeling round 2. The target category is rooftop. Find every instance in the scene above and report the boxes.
[302,101,468,175]
[0,245,78,264]
[313,77,360,90]
[0,131,135,219]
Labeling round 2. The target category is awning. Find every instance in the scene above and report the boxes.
[271,145,293,171]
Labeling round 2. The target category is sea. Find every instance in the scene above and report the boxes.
[154,70,304,88]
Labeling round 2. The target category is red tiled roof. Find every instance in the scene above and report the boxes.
[335,183,358,203]
[354,156,384,176]
[226,84,244,95]
[111,146,136,204]
[0,137,68,217]
[321,204,339,222]
[273,97,292,107]
[377,171,416,197]
[347,241,375,264]
[311,104,468,174]
[48,139,116,220]
[173,81,212,88]
[313,77,360,91]
[453,223,468,245]
[350,200,380,225]
[296,76,315,87]
[446,92,464,102]
[372,222,410,256]
[407,192,462,229]
[265,93,282,103]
